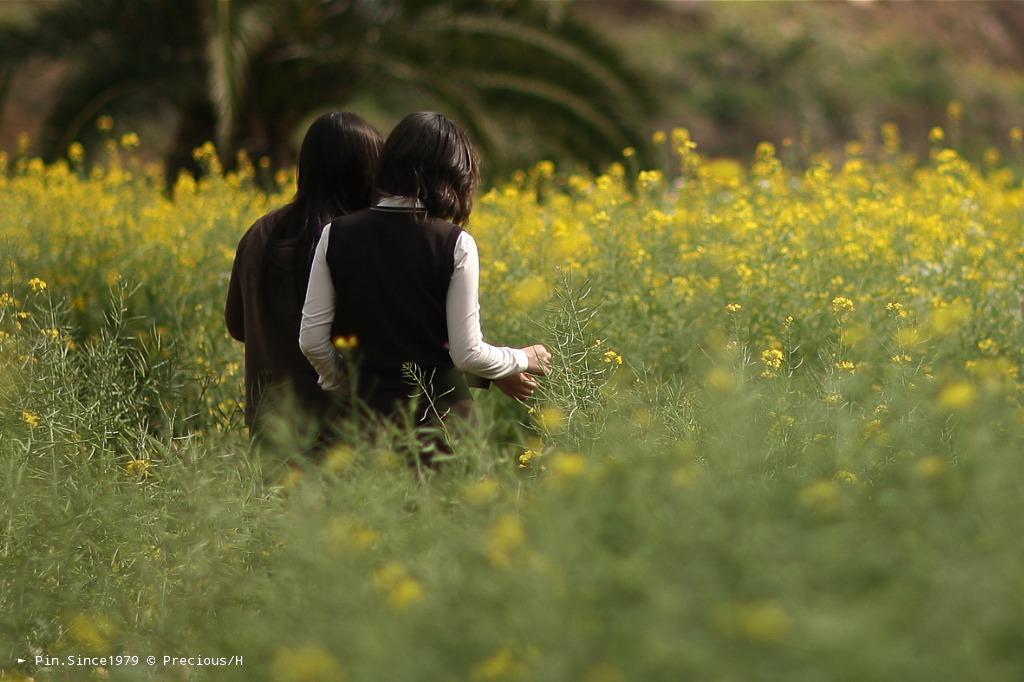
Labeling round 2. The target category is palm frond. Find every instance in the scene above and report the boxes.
[458,71,631,152]
[356,51,508,166]
[420,14,645,118]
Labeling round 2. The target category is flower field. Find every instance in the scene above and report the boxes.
[2,128,1024,681]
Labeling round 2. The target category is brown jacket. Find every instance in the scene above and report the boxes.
[226,208,332,430]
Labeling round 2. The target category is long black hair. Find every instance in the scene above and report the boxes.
[375,112,480,226]
[261,111,383,297]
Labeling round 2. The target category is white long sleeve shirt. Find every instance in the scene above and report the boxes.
[298,198,528,392]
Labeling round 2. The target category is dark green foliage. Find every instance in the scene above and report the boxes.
[0,0,652,176]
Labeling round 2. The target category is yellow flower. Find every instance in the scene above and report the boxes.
[760,348,784,378]
[332,335,358,351]
[799,479,840,513]
[977,338,998,355]
[510,276,547,311]
[120,132,140,150]
[938,381,977,411]
[68,612,116,653]
[725,302,742,314]
[930,302,970,334]
[518,448,539,469]
[21,411,40,428]
[1011,127,1023,144]
[279,466,304,490]
[389,577,424,609]
[914,455,947,479]
[271,644,344,682]
[322,444,356,474]
[537,406,566,433]
[833,469,858,484]
[549,452,587,481]
[946,100,964,121]
[68,142,85,163]
[602,350,623,366]
[372,561,424,609]
[651,130,667,145]
[96,115,114,131]
[928,126,945,143]
[705,367,738,393]
[471,647,526,681]
[738,601,793,643]
[487,514,525,567]
[124,457,152,478]
[831,296,855,315]
[835,360,856,374]
[464,478,500,506]
[534,160,555,178]
[326,516,378,551]
[621,146,635,158]
[28,277,47,292]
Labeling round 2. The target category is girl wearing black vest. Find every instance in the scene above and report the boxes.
[299,112,550,453]
[226,112,383,438]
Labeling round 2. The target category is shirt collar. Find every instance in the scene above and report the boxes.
[375,195,425,209]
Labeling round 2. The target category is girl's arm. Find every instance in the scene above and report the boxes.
[446,232,530,379]
[298,224,347,392]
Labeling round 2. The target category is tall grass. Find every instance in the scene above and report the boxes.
[1,126,1023,680]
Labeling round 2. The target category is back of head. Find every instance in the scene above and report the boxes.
[262,111,383,298]
[376,112,480,226]
[295,111,384,219]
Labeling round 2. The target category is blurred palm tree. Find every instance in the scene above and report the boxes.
[0,0,653,176]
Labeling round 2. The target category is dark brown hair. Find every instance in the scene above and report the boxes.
[262,111,383,298]
[375,112,480,226]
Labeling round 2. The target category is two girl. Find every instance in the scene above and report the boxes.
[227,111,548,452]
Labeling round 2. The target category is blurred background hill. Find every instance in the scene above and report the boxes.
[1,0,1022,177]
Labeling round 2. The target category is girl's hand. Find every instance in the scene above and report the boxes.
[522,344,552,376]
[495,372,538,401]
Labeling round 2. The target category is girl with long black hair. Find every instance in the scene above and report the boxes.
[226,112,384,436]
[299,112,549,460]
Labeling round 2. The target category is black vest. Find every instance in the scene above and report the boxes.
[325,207,470,414]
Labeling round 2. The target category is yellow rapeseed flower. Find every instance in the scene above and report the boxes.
[323,444,356,474]
[602,350,623,366]
[464,478,500,506]
[833,469,858,484]
[737,601,793,643]
[486,514,525,567]
[471,647,526,681]
[270,644,344,682]
[332,335,358,351]
[938,381,977,411]
[120,132,140,150]
[124,457,152,478]
[831,296,855,315]
[537,406,566,433]
[549,452,587,481]
[67,612,116,653]
[799,479,840,513]
[68,142,85,163]
[510,275,547,311]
